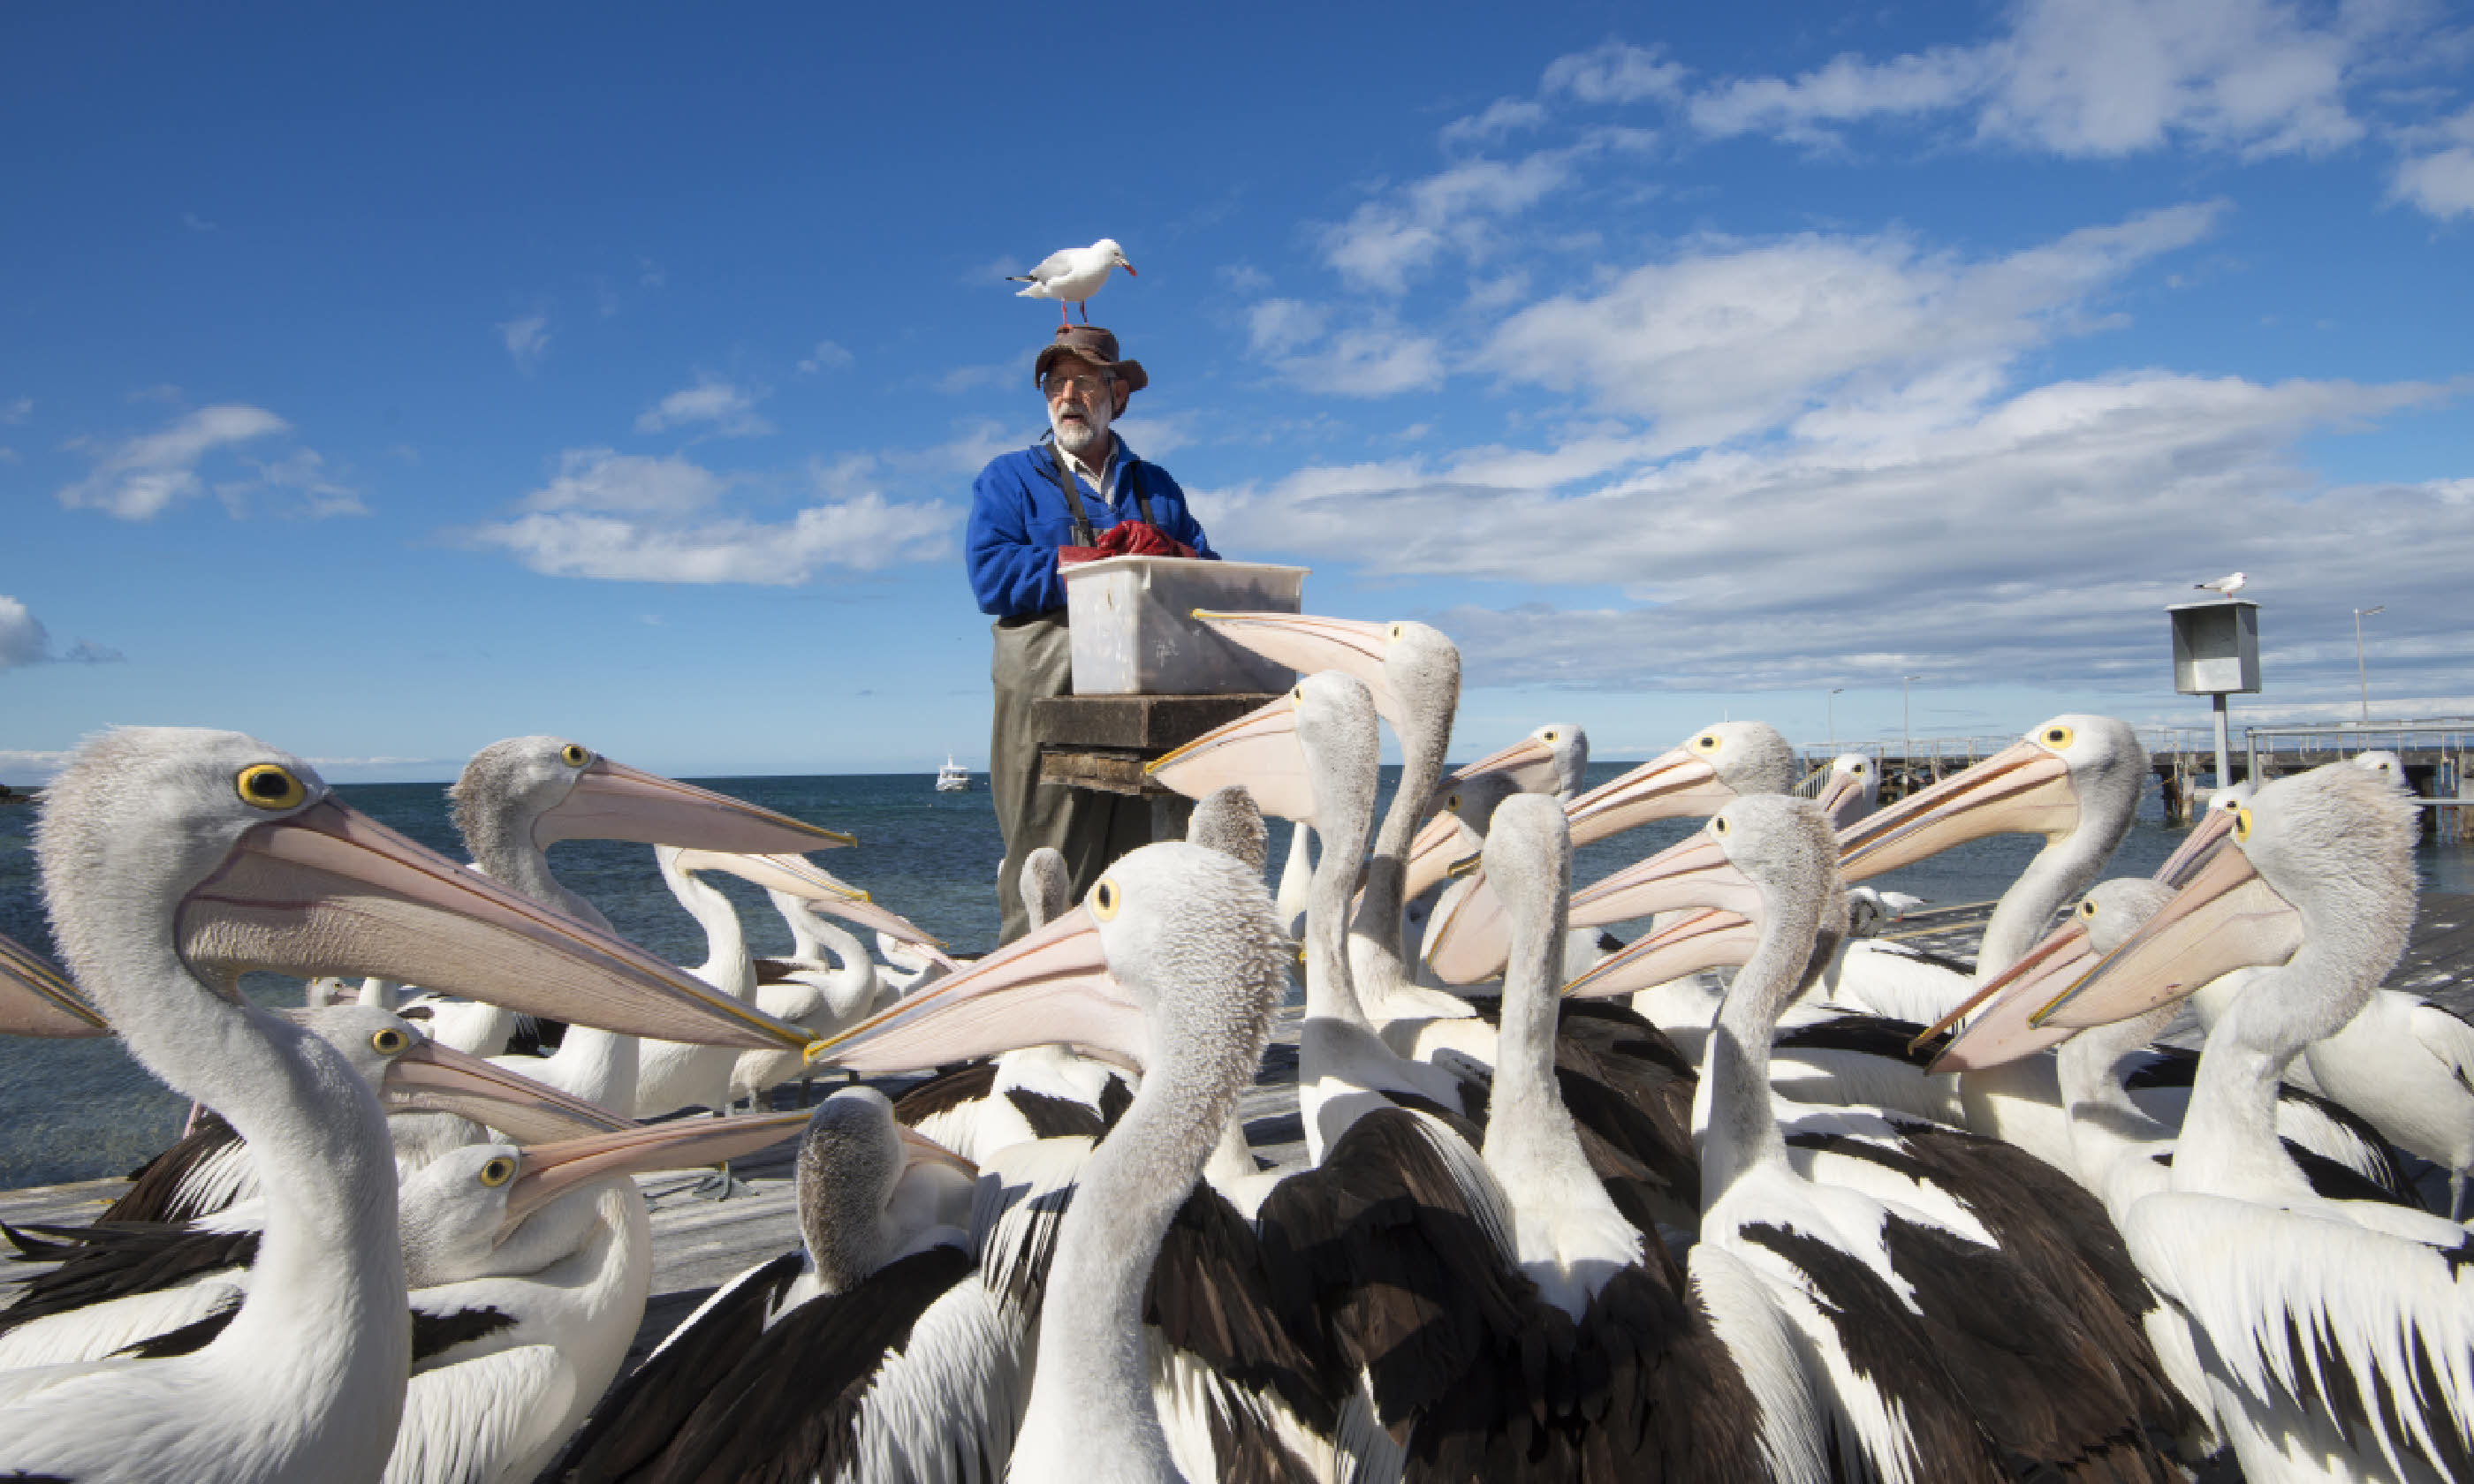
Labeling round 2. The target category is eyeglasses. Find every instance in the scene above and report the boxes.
[1042,373,1111,399]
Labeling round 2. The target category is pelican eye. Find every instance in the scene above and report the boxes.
[2078,899,2098,920]
[2233,807,2253,844]
[1446,792,1462,812]
[1290,686,1304,708]
[1540,729,1559,743]
[2038,724,2075,751]
[1692,733,1720,753]
[1711,815,1731,837]
[370,1026,409,1056]
[559,743,591,768]
[1386,622,1405,642]
[235,764,307,810]
[1090,877,1121,921]
[477,1156,516,1188]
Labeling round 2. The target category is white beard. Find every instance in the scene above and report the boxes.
[1051,401,1112,462]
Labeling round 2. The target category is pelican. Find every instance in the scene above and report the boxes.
[1810,753,1879,829]
[1642,793,2184,1481]
[1420,719,1795,985]
[0,727,811,1482]
[569,840,1294,1481]
[1400,721,1591,898]
[2029,762,2474,1481]
[452,736,849,1108]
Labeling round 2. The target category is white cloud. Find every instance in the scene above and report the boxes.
[1197,370,2468,698]
[1689,46,1998,142]
[1441,97,1550,148]
[2391,104,2474,219]
[1319,149,1588,295]
[0,750,72,781]
[498,313,550,370]
[0,596,123,670]
[797,339,854,374]
[1543,41,1688,104]
[214,447,369,519]
[935,363,1009,396]
[471,448,953,585]
[0,398,29,424]
[56,405,294,519]
[1218,263,1273,295]
[1483,202,2224,445]
[634,376,773,436]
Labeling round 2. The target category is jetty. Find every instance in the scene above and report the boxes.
[7,895,2471,1382]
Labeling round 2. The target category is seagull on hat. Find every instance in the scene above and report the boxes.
[2194,571,2247,597]
[1007,238,1135,328]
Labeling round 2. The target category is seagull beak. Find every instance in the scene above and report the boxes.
[178,798,813,1051]
[535,759,854,854]
[0,935,110,1038]
[1423,744,1737,986]
[1188,611,1400,724]
[1118,259,1136,276]
[1835,740,2076,882]
[1916,920,2094,1071]
[1561,907,1757,999]
[1145,694,1318,823]
[2151,806,2238,890]
[675,849,946,951]
[2030,845,2301,1030]
[802,904,1139,1074]
[500,1110,812,1229]
[379,1039,634,1142]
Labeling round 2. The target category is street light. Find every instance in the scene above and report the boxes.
[2355,605,2386,723]
[1901,675,1920,784]
[1827,687,1846,753]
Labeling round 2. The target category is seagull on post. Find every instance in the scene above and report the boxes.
[1007,238,1135,328]
[2194,571,2247,597]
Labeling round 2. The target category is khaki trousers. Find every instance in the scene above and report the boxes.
[989,612,1154,943]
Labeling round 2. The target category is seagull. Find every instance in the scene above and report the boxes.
[2193,571,2246,597]
[1006,238,1135,327]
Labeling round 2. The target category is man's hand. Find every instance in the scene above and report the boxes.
[1059,521,1196,567]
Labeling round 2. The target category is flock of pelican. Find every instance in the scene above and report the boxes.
[0,607,2470,1482]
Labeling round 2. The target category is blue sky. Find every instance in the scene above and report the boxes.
[5,1,2471,783]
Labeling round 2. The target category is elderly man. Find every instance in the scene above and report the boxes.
[966,325,1219,943]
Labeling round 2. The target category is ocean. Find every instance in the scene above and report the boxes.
[4,763,2470,1190]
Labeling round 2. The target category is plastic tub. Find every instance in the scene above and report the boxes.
[1062,556,1309,694]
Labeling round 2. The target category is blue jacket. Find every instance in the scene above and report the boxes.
[964,436,1219,617]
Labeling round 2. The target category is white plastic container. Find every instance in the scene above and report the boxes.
[1062,556,1309,694]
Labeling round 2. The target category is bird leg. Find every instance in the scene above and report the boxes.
[1058,303,1071,329]
[1078,301,1091,324]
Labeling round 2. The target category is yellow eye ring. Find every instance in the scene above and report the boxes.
[370,1027,409,1056]
[1386,622,1405,642]
[1692,733,1720,753]
[235,764,307,811]
[1090,877,1121,921]
[1446,792,1461,812]
[478,1156,515,1188]
[1290,686,1304,707]
[1540,729,1559,743]
[2038,724,2076,751]
[559,743,591,768]
[1711,815,1731,837]
[2233,806,2253,844]
[2078,899,2098,919]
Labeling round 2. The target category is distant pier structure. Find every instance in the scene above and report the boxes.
[1794,719,2474,839]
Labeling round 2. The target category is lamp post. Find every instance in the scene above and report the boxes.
[2355,606,2385,724]
[1901,675,1920,791]
[1827,687,1845,753]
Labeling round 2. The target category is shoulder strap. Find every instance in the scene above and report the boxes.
[1046,443,1098,546]
[1121,456,1157,526]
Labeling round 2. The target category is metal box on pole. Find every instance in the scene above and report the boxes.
[2167,598,2261,793]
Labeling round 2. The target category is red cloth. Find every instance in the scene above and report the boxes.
[1058,520,1195,566]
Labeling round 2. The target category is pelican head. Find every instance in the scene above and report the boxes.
[452,736,853,859]
[1835,715,2144,882]
[1924,877,2176,1071]
[1186,784,1270,871]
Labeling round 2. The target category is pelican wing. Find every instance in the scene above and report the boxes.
[384,1343,573,1484]
[2125,1191,2474,1481]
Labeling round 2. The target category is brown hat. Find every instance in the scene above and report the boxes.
[1033,325,1149,396]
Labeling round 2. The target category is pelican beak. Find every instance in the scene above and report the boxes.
[1570,829,1766,925]
[1563,745,1735,848]
[676,849,947,951]
[1145,693,1318,823]
[0,934,110,1038]
[1916,920,2094,1071]
[178,798,813,1052]
[1441,734,1561,804]
[379,1039,633,1142]
[2030,844,2301,1030]
[1835,740,2076,882]
[2152,806,2238,890]
[500,1110,812,1229]
[1189,611,1400,724]
[897,1124,979,1176]
[1561,907,1757,1000]
[535,758,854,854]
[801,904,1138,1074]
[1811,769,1865,826]
[1403,809,1482,900]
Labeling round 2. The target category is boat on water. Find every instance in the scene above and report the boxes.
[935,754,972,791]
